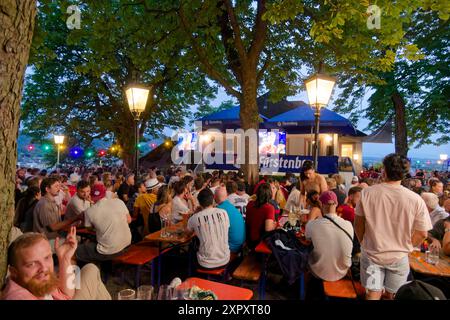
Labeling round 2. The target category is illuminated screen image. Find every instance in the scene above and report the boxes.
[177,132,198,151]
[259,131,286,155]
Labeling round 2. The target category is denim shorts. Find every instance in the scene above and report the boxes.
[360,252,410,294]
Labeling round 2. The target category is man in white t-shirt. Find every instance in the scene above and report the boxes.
[171,180,196,224]
[305,191,353,282]
[187,188,230,269]
[76,194,132,263]
[421,192,449,226]
[208,178,221,195]
[226,181,249,216]
[65,180,92,222]
[355,153,432,300]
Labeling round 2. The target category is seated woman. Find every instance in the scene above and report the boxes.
[149,185,172,233]
[245,183,277,249]
[306,190,322,221]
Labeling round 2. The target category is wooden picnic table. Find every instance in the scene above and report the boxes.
[409,250,450,278]
[144,222,195,287]
[178,277,253,300]
[144,222,194,244]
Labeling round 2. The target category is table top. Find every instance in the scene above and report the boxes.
[178,277,253,300]
[409,250,450,278]
[144,223,194,244]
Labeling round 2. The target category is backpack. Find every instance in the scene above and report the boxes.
[264,229,311,285]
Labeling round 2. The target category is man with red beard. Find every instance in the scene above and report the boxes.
[1,227,111,300]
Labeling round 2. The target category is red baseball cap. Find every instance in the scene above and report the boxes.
[319,191,338,205]
[91,183,106,203]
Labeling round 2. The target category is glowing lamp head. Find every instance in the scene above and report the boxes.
[304,73,336,108]
[126,86,150,116]
[54,135,65,145]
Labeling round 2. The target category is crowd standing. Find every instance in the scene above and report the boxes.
[3,153,450,300]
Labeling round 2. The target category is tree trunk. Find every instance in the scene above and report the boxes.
[0,0,37,287]
[239,78,260,187]
[392,90,408,157]
[117,138,135,170]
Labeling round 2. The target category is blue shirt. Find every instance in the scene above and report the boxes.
[217,200,246,252]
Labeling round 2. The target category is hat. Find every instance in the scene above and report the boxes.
[145,178,162,191]
[395,280,446,300]
[69,173,80,185]
[352,176,359,183]
[91,183,106,202]
[319,191,338,205]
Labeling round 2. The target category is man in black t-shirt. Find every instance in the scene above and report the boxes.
[117,173,136,205]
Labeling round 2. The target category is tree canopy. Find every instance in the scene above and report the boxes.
[22,0,216,167]
[334,11,449,150]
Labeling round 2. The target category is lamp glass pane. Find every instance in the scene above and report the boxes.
[305,75,336,107]
[126,87,149,113]
[54,135,64,144]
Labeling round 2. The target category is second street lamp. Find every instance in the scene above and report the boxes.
[304,73,336,170]
[54,134,65,167]
[126,85,150,178]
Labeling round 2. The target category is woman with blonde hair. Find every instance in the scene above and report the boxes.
[148,185,173,233]
[102,172,112,186]
[273,180,287,210]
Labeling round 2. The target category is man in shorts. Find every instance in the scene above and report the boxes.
[355,153,432,300]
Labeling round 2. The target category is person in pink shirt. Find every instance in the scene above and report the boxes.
[1,227,110,300]
[355,153,432,300]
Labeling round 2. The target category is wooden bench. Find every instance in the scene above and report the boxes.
[196,252,241,281]
[113,243,160,287]
[232,255,261,282]
[323,278,365,299]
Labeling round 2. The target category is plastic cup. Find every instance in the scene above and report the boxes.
[118,289,136,300]
[157,285,172,300]
[160,216,171,238]
[136,285,154,300]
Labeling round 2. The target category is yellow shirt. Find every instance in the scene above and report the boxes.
[134,193,157,235]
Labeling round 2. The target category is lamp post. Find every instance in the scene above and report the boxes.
[304,73,336,170]
[126,85,150,178]
[54,134,65,167]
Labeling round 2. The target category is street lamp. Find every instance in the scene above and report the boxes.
[126,85,150,177]
[54,134,65,166]
[305,73,336,170]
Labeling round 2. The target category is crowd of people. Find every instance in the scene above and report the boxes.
[3,153,450,300]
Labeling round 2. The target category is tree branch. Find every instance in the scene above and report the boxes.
[257,51,271,84]
[248,0,268,63]
[223,0,247,61]
[178,4,241,99]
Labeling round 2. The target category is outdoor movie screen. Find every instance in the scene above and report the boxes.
[259,131,286,155]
